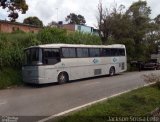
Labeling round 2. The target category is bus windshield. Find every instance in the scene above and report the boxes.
[24,48,42,66]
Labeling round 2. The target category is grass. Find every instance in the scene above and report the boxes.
[55,85,160,122]
[0,68,22,89]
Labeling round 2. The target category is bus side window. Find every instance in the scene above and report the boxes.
[62,48,69,58]
[101,48,111,57]
[62,48,76,58]
[69,48,76,58]
[77,48,89,57]
[43,49,60,65]
[83,48,89,57]
[89,48,100,57]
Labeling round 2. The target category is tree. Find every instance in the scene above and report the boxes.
[97,1,129,44]
[97,1,111,44]
[153,14,160,51]
[154,14,160,37]
[65,13,86,25]
[154,14,160,24]
[23,16,43,27]
[97,0,157,61]
[0,0,28,22]
[126,0,152,59]
[47,21,58,28]
[126,0,151,44]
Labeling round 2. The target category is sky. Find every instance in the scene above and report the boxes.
[0,0,159,27]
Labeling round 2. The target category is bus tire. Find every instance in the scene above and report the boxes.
[109,67,115,76]
[58,72,68,84]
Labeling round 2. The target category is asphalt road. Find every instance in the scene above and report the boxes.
[0,70,159,121]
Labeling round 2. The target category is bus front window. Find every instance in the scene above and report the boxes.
[24,48,42,66]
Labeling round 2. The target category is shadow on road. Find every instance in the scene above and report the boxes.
[24,74,122,89]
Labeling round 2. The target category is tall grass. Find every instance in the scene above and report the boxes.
[0,32,37,68]
[0,28,101,69]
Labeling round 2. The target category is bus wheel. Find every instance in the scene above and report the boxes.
[58,72,68,84]
[109,67,115,76]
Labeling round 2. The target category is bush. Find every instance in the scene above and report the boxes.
[37,28,68,44]
[37,28,101,45]
[0,68,22,89]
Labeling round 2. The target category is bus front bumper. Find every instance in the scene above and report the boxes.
[23,78,45,84]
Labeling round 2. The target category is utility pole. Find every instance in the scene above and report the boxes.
[56,8,58,23]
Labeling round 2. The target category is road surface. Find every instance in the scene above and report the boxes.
[0,70,159,121]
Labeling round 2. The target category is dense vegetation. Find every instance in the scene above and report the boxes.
[0,28,100,69]
[0,28,101,89]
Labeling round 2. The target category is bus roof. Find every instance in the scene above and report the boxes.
[27,43,125,49]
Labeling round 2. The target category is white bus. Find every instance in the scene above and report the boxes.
[22,44,127,84]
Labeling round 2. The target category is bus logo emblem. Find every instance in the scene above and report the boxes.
[113,58,117,62]
[93,59,99,64]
